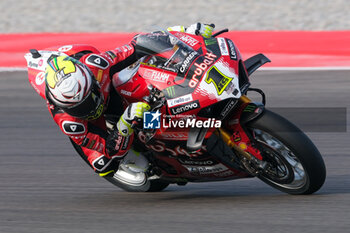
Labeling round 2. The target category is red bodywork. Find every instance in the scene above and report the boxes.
[113,32,261,181]
[25,33,261,182]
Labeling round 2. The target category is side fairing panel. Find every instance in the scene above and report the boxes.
[25,50,62,99]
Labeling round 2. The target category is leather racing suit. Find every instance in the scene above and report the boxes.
[47,42,138,175]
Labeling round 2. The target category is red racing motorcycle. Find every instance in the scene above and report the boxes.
[25,29,326,195]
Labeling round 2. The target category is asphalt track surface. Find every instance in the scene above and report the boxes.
[1,70,350,233]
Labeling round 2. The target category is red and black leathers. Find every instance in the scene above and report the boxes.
[47,42,138,173]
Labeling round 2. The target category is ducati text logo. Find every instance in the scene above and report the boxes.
[143,111,161,129]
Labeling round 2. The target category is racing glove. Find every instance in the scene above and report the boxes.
[116,102,151,137]
[186,23,215,38]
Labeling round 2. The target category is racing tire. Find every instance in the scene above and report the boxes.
[246,109,326,195]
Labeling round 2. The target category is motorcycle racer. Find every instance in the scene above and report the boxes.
[44,23,215,177]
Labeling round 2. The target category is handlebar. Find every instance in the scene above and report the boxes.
[212,28,229,38]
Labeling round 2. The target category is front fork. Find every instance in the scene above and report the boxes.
[216,95,267,175]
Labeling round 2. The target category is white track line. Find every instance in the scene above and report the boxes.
[0,67,27,72]
[1,66,350,72]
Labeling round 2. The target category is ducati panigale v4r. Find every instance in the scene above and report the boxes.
[25,29,326,195]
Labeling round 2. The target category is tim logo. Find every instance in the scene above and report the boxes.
[143,110,161,129]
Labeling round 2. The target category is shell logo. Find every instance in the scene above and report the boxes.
[238,142,248,150]
[35,71,46,85]
[58,45,73,52]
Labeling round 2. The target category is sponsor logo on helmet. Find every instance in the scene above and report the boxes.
[86,103,104,120]
[28,61,39,69]
[46,56,77,89]
[35,71,46,85]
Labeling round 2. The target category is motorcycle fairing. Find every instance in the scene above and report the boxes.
[136,40,242,118]
[137,131,250,181]
[115,31,264,180]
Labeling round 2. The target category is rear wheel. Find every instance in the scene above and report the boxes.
[246,109,326,194]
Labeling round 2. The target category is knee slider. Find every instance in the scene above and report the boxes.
[92,155,119,173]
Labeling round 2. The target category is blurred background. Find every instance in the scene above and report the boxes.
[0,0,349,33]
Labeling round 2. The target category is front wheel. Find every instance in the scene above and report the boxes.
[246,109,326,194]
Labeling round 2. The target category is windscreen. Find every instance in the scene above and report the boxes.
[134,31,197,74]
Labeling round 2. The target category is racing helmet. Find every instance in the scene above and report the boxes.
[45,56,104,120]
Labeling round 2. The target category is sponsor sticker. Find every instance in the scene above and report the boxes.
[227,39,237,60]
[120,89,132,96]
[189,52,217,88]
[220,99,236,119]
[167,94,193,107]
[58,45,73,52]
[35,71,46,85]
[143,70,170,83]
[184,163,229,175]
[213,170,234,177]
[179,159,215,166]
[217,38,229,56]
[28,61,39,69]
[174,33,199,46]
[205,38,217,46]
[179,51,198,73]
[170,100,200,115]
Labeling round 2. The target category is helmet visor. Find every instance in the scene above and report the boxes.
[63,82,104,120]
